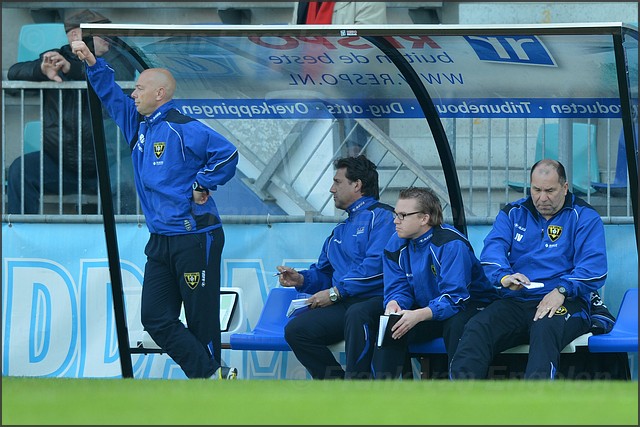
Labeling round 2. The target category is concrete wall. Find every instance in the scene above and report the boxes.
[458,2,636,25]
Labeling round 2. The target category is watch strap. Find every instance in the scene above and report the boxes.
[192,181,209,194]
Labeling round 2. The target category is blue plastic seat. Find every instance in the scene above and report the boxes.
[230,287,299,351]
[588,288,638,353]
[230,286,448,355]
[23,121,42,153]
[508,122,599,195]
[18,23,68,62]
[591,129,637,195]
[408,337,446,354]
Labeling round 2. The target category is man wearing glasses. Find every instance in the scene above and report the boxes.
[373,187,498,379]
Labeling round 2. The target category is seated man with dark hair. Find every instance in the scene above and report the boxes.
[276,155,396,379]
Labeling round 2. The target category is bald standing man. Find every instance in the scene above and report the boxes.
[73,41,240,379]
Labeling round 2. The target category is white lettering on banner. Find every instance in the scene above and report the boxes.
[436,101,532,115]
[369,103,404,117]
[177,98,621,120]
[464,35,556,66]
[550,102,621,115]
[3,259,78,377]
[80,260,144,377]
[2,258,146,378]
[181,101,310,119]
[2,256,312,379]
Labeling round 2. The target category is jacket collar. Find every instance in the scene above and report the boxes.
[346,196,377,216]
[523,191,573,220]
[411,227,434,248]
[145,101,176,125]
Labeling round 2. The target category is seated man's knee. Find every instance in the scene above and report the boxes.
[284,318,304,342]
[344,300,380,324]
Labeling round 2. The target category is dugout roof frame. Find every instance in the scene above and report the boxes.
[81,22,638,378]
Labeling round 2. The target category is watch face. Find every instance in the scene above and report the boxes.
[558,286,567,295]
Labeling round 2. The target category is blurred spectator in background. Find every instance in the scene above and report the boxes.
[292,2,387,157]
[7,9,137,214]
[291,2,387,24]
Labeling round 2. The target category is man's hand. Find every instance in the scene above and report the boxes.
[275,266,304,287]
[192,189,209,204]
[307,289,331,309]
[534,288,566,321]
[390,308,430,340]
[384,300,401,315]
[40,51,70,82]
[71,40,96,66]
[500,273,530,291]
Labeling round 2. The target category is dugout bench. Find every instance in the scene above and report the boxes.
[230,287,638,380]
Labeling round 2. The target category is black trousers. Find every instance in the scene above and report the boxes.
[284,296,384,379]
[450,298,590,380]
[141,228,224,379]
[372,300,489,379]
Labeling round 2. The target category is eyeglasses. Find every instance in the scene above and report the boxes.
[392,211,423,220]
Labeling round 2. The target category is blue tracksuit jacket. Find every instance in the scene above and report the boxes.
[297,196,395,298]
[481,192,607,302]
[86,58,238,235]
[383,225,498,321]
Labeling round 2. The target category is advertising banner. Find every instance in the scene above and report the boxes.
[2,222,635,379]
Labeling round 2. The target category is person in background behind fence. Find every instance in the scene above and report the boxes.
[72,39,239,380]
[291,2,387,25]
[276,155,395,379]
[7,9,137,214]
[292,2,387,157]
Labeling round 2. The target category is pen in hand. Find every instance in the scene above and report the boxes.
[273,269,297,277]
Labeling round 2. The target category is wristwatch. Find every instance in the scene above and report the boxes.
[329,287,339,302]
[556,286,569,297]
[192,181,209,194]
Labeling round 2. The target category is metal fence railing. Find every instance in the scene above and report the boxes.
[2,81,634,226]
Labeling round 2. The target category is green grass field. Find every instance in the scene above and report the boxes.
[2,376,638,425]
